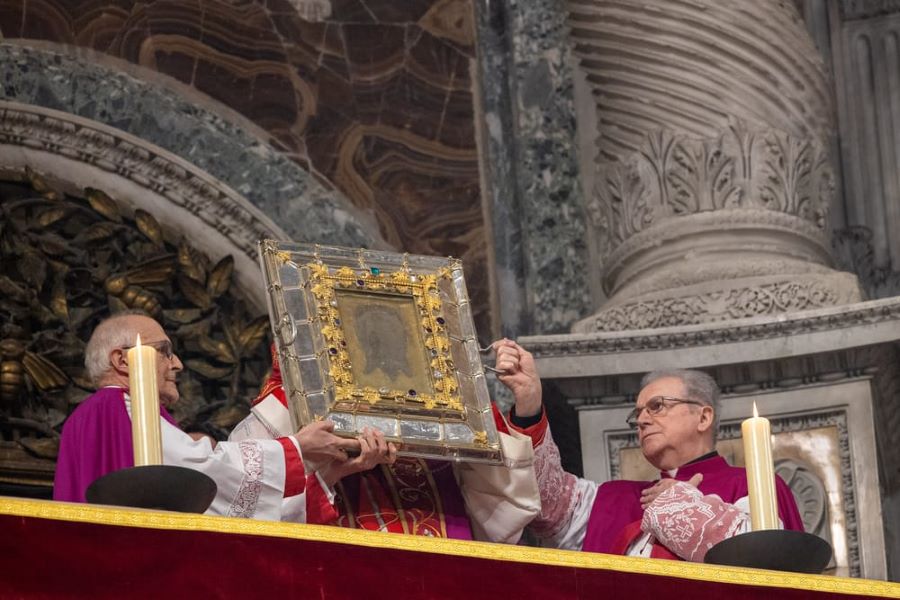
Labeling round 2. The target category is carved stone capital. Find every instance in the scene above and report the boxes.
[578,118,860,330]
[567,0,854,329]
[589,122,835,265]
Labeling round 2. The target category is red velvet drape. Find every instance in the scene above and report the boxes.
[0,512,890,599]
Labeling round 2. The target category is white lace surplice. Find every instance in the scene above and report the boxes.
[229,396,310,522]
[125,395,290,521]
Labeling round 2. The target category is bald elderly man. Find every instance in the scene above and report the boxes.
[54,310,393,520]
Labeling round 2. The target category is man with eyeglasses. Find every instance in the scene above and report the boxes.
[493,339,803,561]
[53,310,384,521]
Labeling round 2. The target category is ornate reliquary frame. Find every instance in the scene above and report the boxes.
[259,240,502,464]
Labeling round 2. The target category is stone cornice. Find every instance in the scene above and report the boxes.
[521,296,900,377]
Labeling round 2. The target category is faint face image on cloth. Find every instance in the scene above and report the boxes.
[358,305,411,379]
[335,291,433,395]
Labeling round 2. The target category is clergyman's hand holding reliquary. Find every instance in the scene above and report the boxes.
[259,240,503,464]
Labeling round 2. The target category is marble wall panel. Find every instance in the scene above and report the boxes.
[0,43,376,250]
[0,0,495,333]
[473,0,592,334]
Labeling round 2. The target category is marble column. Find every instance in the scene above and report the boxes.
[567,0,863,332]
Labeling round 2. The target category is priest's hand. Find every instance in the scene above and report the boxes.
[494,339,542,418]
[318,427,398,487]
[293,420,360,472]
[640,473,703,509]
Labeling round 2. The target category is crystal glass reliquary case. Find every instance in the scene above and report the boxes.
[259,240,503,464]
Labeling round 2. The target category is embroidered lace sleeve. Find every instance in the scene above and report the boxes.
[640,481,750,562]
[528,427,598,550]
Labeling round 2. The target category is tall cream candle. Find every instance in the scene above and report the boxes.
[128,334,163,466]
[741,402,778,530]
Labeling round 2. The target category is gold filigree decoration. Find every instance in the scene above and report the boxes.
[272,250,294,266]
[306,260,461,412]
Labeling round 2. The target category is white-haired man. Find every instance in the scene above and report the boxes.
[494,339,803,561]
[54,311,393,520]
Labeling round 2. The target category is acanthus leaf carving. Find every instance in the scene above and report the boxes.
[760,130,814,217]
[592,120,833,257]
[597,158,651,249]
[641,129,676,218]
[667,133,743,214]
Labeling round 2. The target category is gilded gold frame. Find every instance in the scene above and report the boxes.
[259,240,501,464]
[305,260,462,412]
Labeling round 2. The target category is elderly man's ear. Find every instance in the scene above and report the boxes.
[109,348,129,374]
[697,406,715,434]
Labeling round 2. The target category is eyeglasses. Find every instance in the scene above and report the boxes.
[121,340,175,360]
[625,396,705,429]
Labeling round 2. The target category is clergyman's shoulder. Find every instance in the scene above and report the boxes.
[68,387,123,418]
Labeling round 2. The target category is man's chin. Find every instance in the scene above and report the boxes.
[639,432,659,446]
[640,439,662,462]
[160,391,179,408]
